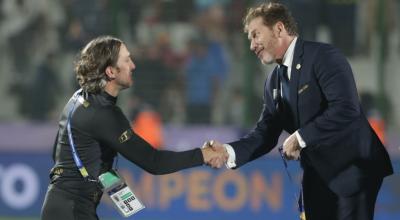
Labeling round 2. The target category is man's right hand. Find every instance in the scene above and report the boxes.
[201,140,228,168]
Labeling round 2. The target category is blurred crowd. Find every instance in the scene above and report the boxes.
[0,0,399,129]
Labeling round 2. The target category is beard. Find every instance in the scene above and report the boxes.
[115,70,133,90]
[259,35,279,65]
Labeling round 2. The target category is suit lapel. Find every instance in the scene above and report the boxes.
[289,38,304,128]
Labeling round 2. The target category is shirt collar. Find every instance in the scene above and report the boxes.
[282,37,297,68]
[100,90,118,105]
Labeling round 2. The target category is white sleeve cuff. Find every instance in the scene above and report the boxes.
[223,144,237,169]
[295,131,307,148]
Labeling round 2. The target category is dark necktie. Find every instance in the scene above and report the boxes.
[279,64,290,104]
[278,65,296,132]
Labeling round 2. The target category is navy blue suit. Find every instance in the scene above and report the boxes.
[229,39,393,219]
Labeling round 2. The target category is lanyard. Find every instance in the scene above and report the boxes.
[278,146,306,220]
[66,89,97,182]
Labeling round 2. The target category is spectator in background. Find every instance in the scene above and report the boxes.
[1,0,63,121]
[360,92,387,144]
[398,0,400,53]
[159,83,187,125]
[195,1,228,42]
[357,0,396,55]
[61,0,114,52]
[62,18,87,52]
[29,53,62,121]
[226,86,246,127]
[281,0,321,42]
[135,0,167,48]
[129,95,164,149]
[1,0,45,75]
[282,0,357,56]
[323,0,357,56]
[192,1,233,124]
[184,35,229,124]
[132,44,171,112]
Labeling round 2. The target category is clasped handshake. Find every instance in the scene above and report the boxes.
[201,133,302,169]
[201,140,229,169]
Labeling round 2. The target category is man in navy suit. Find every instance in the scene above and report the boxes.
[206,2,393,220]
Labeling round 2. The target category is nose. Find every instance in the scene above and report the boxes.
[131,61,136,70]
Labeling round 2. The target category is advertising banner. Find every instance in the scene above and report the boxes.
[0,153,399,219]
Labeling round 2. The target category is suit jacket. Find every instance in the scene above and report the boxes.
[229,38,393,196]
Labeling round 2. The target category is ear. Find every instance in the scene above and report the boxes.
[105,66,116,80]
[274,21,285,37]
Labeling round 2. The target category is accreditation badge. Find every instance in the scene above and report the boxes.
[98,170,145,217]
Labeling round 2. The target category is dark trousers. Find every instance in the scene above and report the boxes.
[302,167,382,220]
[41,184,100,220]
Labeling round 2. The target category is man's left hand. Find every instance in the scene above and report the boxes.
[282,133,301,160]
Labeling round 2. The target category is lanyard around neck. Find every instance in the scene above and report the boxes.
[66,89,97,182]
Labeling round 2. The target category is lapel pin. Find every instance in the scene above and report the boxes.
[296,63,301,70]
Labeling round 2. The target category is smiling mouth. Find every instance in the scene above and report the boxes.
[256,49,263,58]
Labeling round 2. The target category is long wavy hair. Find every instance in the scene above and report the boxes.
[74,36,123,93]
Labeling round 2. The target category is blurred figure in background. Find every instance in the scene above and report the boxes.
[281,0,321,42]
[9,52,62,121]
[184,35,229,124]
[29,53,62,121]
[323,0,357,56]
[132,44,171,112]
[360,91,387,145]
[226,86,246,127]
[128,95,164,149]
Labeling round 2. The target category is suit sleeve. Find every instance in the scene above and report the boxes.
[298,44,361,146]
[93,107,203,175]
[229,76,282,168]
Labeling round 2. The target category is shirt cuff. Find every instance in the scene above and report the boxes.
[295,130,307,148]
[223,144,237,169]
